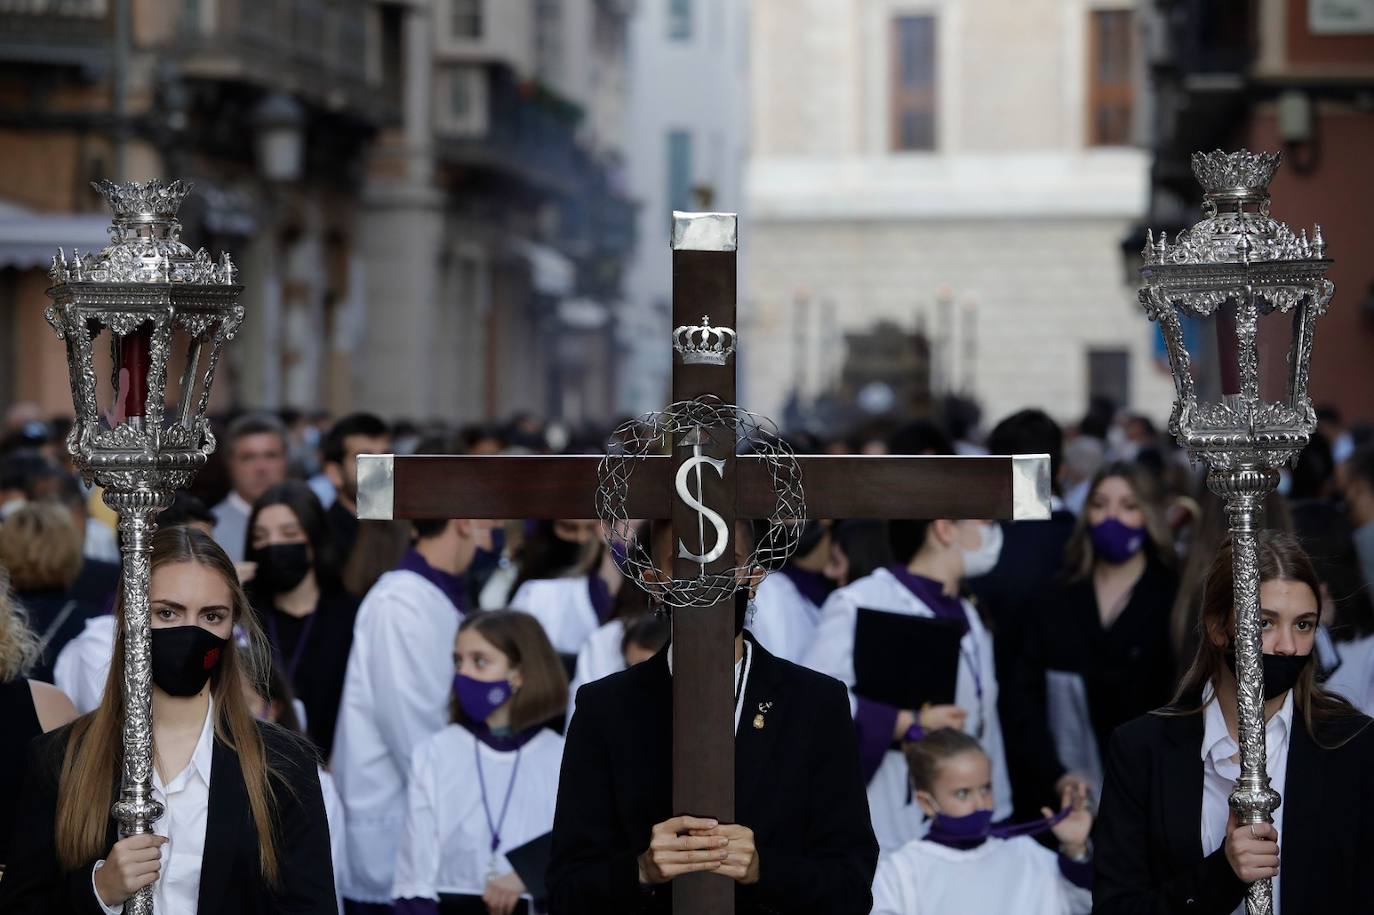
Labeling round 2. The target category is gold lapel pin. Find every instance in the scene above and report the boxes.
[753,701,773,730]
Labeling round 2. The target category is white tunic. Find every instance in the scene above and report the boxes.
[870,836,1091,915]
[509,576,600,656]
[392,726,564,902]
[748,570,824,666]
[802,567,1012,851]
[565,618,627,726]
[54,613,117,714]
[331,569,465,903]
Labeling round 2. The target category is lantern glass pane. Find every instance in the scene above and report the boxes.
[88,324,118,429]
[1255,307,1293,406]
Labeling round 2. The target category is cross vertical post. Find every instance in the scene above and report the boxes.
[668,211,738,914]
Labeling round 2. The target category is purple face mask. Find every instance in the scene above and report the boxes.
[452,673,514,724]
[926,808,995,846]
[1089,517,1146,564]
[924,802,1072,850]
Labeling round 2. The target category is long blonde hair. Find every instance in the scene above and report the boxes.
[0,567,41,681]
[54,526,284,883]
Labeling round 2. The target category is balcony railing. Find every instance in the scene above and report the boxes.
[176,0,380,116]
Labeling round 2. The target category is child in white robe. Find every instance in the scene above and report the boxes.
[871,729,1093,915]
[393,610,568,915]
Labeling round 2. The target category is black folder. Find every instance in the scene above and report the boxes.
[506,831,553,901]
[852,607,963,710]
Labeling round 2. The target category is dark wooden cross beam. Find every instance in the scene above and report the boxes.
[356,212,1050,915]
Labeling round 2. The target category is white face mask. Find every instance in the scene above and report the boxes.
[960,523,1003,579]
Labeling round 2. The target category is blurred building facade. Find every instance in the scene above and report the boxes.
[744,0,1177,432]
[1139,0,1374,423]
[358,0,635,425]
[618,0,750,416]
[0,0,384,418]
[0,0,637,426]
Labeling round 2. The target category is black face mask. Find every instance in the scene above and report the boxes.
[151,625,228,697]
[1224,647,1313,701]
[251,543,312,593]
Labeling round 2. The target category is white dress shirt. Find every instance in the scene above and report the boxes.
[94,696,216,915]
[1199,682,1293,915]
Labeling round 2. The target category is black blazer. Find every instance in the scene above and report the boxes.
[1092,702,1374,914]
[0,718,336,915]
[546,634,879,915]
[1006,556,1178,808]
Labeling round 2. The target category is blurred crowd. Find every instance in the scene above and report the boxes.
[1,393,1373,911]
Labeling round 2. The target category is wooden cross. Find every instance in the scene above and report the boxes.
[355,211,1050,914]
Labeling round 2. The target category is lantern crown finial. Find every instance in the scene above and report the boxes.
[91,179,194,222]
[1190,150,1281,200]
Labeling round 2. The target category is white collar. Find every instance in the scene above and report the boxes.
[1200,680,1293,764]
[156,694,216,792]
[226,491,253,516]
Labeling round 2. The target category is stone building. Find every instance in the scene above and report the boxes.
[0,0,636,427]
[744,0,1176,432]
[357,0,636,426]
[1139,0,1374,423]
[618,0,751,416]
[0,0,384,418]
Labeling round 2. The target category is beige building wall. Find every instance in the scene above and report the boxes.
[746,0,1174,428]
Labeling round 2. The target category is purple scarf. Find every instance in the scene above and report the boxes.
[781,565,835,608]
[461,719,543,753]
[886,565,968,634]
[396,547,467,615]
[587,574,615,624]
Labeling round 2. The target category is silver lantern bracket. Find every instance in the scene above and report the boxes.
[1139,149,1334,915]
[45,179,243,915]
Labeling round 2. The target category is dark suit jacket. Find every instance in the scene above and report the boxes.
[1005,555,1178,810]
[0,718,336,915]
[546,634,879,915]
[1092,702,1374,914]
[967,511,1077,818]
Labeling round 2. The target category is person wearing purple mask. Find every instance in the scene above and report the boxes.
[871,728,1093,914]
[392,610,568,915]
[1005,462,1178,818]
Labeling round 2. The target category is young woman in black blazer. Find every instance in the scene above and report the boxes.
[1093,531,1374,914]
[0,526,335,914]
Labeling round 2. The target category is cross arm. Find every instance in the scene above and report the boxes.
[355,453,1050,522]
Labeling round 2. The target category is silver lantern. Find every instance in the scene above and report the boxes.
[1140,149,1334,915]
[46,179,243,915]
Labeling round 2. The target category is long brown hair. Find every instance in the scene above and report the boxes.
[1061,461,1174,582]
[1166,530,1367,746]
[54,526,285,883]
[450,610,568,733]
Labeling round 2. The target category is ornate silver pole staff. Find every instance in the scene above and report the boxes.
[1140,150,1334,915]
[46,180,243,914]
